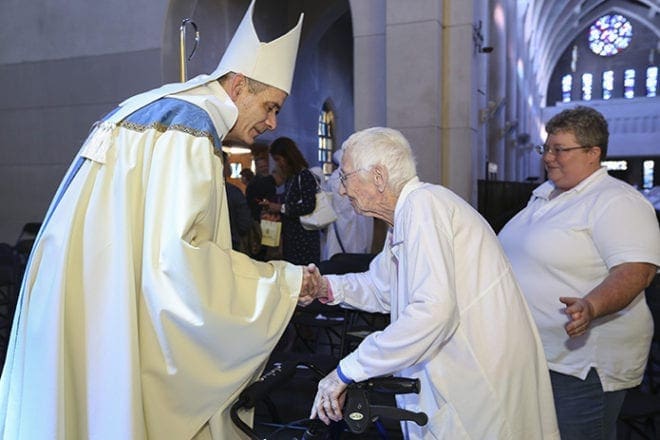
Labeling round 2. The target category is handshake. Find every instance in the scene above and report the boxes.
[298,263,329,306]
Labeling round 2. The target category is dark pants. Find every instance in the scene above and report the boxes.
[550,368,627,440]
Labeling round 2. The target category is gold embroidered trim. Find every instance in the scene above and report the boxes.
[119,120,220,149]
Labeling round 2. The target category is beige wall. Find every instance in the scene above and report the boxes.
[0,0,168,243]
[0,0,355,244]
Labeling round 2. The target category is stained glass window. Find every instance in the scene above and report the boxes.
[643,160,655,189]
[561,74,572,102]
[588,14,632,57]
[582,73,593,101]
[624,69,635,98]
[318,104,335,178]
[647,66,658,97]
[602,70,614,100]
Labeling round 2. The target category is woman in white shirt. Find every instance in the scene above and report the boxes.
[499,105,660,440]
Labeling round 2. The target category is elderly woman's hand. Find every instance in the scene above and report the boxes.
[310,369,348,425]
[299,264,321,306]
[560,296,595,337]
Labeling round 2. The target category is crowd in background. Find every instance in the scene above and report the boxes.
[225,137,374,266]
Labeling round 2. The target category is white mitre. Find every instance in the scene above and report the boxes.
[211,0,303,94]
[109,0,303,124]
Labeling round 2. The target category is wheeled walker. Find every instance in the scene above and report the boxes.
[230,361,428,439]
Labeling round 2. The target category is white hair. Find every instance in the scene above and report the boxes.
[341,127,417,194]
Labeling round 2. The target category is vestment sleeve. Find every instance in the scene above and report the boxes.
[325,249,393,313]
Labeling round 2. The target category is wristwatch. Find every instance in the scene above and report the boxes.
[280,203,286,214]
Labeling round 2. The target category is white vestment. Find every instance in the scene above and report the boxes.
[0,81,302,439]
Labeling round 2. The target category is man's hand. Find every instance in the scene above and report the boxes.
[299,263,322,306]
[310,369,348,424]
[560,296,595,338]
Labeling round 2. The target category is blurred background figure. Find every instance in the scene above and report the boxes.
[246,154,276,222]
[322,149,373,261]
[271,166,287,199]
[244,154,277,260]
[309,166,324,185]
[257,165,288,261]
[239,167,254,187]
[261,137,320,265]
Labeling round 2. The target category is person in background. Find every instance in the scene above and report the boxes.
[239,167,254,187]
[498,105,660,440]
[322,149,373,260]
[243,154,276,260]
[0,2,322,439]
[310,127,559,439]
[246,154,277,221]
[256,165,288,261]
[309,165,324,185]
[271,165,287,200]
[261,137,321,265]
[222,151,253,253]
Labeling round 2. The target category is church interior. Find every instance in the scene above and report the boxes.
[0,0,659,438]
[0,0,658,245]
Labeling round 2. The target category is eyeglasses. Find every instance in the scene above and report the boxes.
[534,144,591,156]
[338,168,364,187]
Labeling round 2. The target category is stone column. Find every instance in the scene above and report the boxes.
[384,0,474,201]
[350,0,387,129]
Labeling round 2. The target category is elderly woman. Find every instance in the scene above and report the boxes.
[498,106,660,439]
[310,127,559,439]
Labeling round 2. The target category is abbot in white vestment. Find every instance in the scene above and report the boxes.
[0,81,302,439]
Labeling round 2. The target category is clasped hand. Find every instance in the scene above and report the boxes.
[298,264,326,306]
